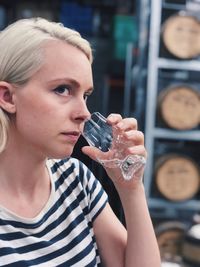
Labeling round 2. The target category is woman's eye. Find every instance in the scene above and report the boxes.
[84,94,89,102]
[84,90,93,102]
[53,85,71,96]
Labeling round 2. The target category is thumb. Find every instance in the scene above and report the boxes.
[81,146,102,161]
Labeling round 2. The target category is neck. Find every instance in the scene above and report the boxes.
[0,129,53,218]
[0,139,49,196]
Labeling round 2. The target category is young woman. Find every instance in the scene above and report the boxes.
[0,18,160,266]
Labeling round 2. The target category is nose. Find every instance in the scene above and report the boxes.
[73,98,91,123]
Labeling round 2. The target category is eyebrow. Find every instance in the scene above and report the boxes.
[47,78,94,93]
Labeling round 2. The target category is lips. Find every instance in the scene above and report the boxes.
[60,131,81,142]
[62,131,80,136]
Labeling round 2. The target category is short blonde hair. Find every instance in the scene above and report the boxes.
[0,17,93,153]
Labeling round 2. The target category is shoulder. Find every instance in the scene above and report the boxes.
[47,157,79,169]
[47,157,93,183]
[47,158,108,221]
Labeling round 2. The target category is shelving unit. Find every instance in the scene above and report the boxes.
[144,0,200,217]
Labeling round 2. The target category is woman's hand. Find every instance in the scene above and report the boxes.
[82,113,147,189]
[82,114,161,267]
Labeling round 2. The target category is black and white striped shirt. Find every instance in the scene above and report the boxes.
[0,158,108,266]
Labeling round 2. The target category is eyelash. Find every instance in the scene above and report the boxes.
[53,84,91,101]
[53,85,71,96]
[83,93,90,102]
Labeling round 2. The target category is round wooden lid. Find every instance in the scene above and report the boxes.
[162,14,200,59]
[156,155,200,201]
[183,224,200,264]
[159,85,200,130]
[156,221,186,261]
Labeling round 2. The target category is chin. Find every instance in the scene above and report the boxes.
[48,148,73,160]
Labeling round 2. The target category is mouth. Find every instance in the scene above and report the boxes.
[60,131,81,142]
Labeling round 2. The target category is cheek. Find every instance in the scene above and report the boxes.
[17,101,43,123]
[14,98,54,138]
[14,90,73,137]
[15,111,47,142]
[15,99,69,136]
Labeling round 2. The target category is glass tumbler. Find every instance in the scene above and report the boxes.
[82,112,146,180]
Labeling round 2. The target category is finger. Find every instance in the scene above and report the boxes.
[124,130,144,145]
[126,145,147,158]
[81,146,101,161]
[115,118,138,131]
[81,146,111,162]
[106,113,123,125]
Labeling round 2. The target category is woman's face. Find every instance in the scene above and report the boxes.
[12,40,93,159]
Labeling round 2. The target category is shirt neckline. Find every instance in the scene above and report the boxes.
[0,160,55,223]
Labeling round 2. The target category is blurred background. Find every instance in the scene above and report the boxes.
[0,0,200,266]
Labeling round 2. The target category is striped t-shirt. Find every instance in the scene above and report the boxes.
[0,158,108,266]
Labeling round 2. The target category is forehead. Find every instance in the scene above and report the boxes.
[32,40,93,84]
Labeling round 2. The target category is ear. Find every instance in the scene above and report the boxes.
[0,81,16,114]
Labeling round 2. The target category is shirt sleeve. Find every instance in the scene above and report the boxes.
[78,160,108,222]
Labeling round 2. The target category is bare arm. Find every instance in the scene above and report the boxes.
[93,184,160,267]
[82,114,161,267]
[115,182,161,267]
[93,203,127,267]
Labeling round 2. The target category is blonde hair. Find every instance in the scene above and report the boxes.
[0,17,93,153]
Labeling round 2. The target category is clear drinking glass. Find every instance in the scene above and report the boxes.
[81,112,146,181]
